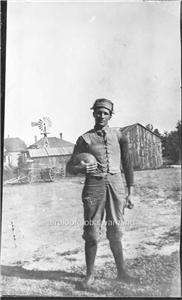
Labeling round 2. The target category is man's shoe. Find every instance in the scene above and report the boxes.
[116,272,140,284]
[80,275,95,289]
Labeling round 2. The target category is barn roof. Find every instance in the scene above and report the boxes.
[28,146,74,158]
[29,137,74,149]
[4,137,27,152]
[119,123,161,138]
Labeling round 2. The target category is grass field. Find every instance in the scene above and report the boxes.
[1,168,181,297]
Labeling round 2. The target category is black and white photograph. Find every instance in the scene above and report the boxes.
[1,0,181,297]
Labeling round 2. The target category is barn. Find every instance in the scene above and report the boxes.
[119,123,163,170]
[27,135,74,177]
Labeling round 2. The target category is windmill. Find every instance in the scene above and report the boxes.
[31,117,52,147]
[30,116,56,182]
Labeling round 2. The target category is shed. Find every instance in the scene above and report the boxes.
[119,123,163,170]
[28,136,74,177]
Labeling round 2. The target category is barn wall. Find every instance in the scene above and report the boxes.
[122,125,163,170]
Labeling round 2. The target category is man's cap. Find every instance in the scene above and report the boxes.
[91,98,114,113]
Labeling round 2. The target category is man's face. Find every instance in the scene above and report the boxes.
[93,107,112,128]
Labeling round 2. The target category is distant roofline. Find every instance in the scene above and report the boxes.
[4,137,27,151]
[29,136,75,148]
[28,146,74,158]
[119,123,161,139]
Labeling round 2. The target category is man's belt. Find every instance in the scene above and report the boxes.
[86,172,120,178]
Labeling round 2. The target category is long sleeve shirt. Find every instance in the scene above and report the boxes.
[67,126,134,187]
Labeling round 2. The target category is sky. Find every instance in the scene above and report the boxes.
[4,0,181,145]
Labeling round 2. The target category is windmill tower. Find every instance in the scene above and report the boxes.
[31,117,52,147]
[29,117,56,182]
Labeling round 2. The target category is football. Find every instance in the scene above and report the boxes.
[73,152,97,165]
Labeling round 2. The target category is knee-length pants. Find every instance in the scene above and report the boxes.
[82,173,126,243]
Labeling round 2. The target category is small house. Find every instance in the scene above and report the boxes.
[4,137,27,167]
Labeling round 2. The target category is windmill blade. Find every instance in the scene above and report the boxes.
[38,119,44,131]
[31,117,52,136]
[31,122,39,127]
[42,117,52,129]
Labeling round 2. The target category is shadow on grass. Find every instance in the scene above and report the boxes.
[56,248,80,256]
[1,264,84,285]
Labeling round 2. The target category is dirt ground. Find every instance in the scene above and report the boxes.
[1,168,181,297]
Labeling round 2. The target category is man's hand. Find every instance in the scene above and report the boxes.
[125,194,134,209]
[80,161,98,174]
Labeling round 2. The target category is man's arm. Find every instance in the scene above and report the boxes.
[119,134,134,195]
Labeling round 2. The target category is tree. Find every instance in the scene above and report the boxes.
[146,124,161,137]
[146,124,154,131]
[145,122,181,164]
[161,121,181,164]
[153,128,161,137]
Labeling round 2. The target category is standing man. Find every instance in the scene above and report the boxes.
[67,98,136,288]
